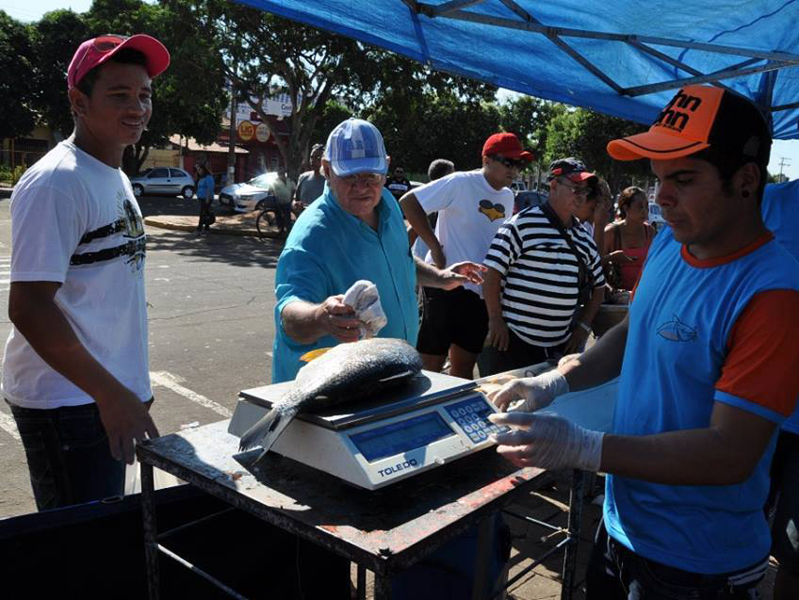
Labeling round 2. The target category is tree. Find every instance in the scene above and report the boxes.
[165,0,378,180]
[85,0,227,173]
[499,95,566,185]
[0,11,37,140]
[30,10,89,139]
[545,108,650,193]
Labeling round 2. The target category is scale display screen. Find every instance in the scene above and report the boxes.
[350,412,455,462]
[444,397,506,443]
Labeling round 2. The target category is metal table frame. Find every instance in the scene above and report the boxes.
[137,420,586,600]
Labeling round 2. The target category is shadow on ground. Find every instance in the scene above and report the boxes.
[141,195,285,269]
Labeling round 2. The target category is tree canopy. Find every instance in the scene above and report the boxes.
[0,11,37,140]
[3,1,658,188]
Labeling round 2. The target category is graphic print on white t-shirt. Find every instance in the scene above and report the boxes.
[413,170,514,296]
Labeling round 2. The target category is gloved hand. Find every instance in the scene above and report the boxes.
[488,412,604,472]
[487,369,569,412]
[342,280,387,339]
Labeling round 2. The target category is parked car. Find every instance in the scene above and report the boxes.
[130,167,196,199]
[648,202,666,232]
[510,180,527,193]
[514,190,547,214]
[219,172,279,213]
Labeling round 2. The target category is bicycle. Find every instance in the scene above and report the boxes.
[255,194,292,238]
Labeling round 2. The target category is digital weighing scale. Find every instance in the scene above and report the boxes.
[228,371,508,490]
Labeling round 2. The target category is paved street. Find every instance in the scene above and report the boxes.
[0,194,284,517]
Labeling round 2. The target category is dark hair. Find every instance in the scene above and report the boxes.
[691,146,768,201]
[428,158,455,181]
[617,186,646,219]
[195,164,210,178]
[76,48,149,97]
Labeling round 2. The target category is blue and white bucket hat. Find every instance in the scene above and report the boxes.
[324,118,388,177]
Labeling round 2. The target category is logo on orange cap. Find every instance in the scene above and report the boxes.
[607,84,770,163]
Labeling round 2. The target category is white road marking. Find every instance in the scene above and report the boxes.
[266,352,273,358]
[0,412,20,441]
[150,371,232,418]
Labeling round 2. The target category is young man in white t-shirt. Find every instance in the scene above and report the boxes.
[3,34,170,510]
[400,133,533,378]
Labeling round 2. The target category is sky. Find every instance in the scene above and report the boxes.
[5,0,798,181]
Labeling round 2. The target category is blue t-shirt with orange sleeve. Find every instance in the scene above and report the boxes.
[761,179,799,435]
[605,227,799,574]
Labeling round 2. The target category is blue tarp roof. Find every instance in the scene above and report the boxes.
[238,0,799,139]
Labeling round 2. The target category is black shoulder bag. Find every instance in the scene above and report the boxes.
[539,202,595,322]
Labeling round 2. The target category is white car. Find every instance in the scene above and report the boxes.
[648,202,666,232]
[130,167,196,199]
[219,172,279,213]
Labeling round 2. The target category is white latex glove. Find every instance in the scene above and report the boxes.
[488,412,604,472]
[487,369,569,412]
[342,280,388,339]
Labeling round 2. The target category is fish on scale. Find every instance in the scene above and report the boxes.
[238,338,423,463]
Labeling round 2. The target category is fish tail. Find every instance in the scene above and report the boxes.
[238,406,298,455]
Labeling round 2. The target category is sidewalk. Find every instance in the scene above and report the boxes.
[144,210,285,238]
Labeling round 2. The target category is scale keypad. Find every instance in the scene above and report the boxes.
[444,397,507,444]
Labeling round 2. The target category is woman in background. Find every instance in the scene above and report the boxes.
[195,164,215,233]
[603,186,655,294]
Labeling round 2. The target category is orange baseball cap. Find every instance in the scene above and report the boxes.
[607,84,771,163]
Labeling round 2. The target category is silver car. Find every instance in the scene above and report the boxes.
[219,172,279,213]
[130,167,196,199]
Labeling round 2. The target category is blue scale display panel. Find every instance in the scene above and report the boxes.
[444,397,507,444]
[350,412,455,463]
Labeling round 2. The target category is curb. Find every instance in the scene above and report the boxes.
[143,216,281,239]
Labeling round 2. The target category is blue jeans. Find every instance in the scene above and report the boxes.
[586,521,765,599]
[8,400,149,511]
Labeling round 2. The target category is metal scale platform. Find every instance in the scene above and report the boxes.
[228,371,507,490]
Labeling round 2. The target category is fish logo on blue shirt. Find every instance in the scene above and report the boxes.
[657,316,697,342]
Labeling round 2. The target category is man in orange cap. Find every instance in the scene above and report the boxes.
[400,132,533,379]
[3,34,169,510]
[486,85,799,597]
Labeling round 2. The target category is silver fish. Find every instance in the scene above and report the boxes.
[238,338,423,462]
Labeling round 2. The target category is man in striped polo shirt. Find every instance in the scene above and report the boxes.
[482,158,606,374]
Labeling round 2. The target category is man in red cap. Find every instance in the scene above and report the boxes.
[482,157,606,373]
[400,132,532,379]
[3,34,170,510]
[487,85,799,598]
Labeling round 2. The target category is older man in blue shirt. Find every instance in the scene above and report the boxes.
[273,118,484,383]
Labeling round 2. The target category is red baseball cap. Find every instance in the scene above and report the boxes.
[607,84,771,163]
[482,133,534,162]
[67,34,170,90]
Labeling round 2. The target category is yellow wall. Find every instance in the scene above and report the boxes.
[140,147,181,170]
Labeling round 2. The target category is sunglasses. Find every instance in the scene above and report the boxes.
[559,180,591,198]
[492,155,526,170]
[73,35,127,87]
[339,172,384,186]
[93,34,127,51]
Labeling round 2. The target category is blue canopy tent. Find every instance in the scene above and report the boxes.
[237,0,799,139]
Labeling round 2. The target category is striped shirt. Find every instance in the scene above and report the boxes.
[484,205,605,347]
